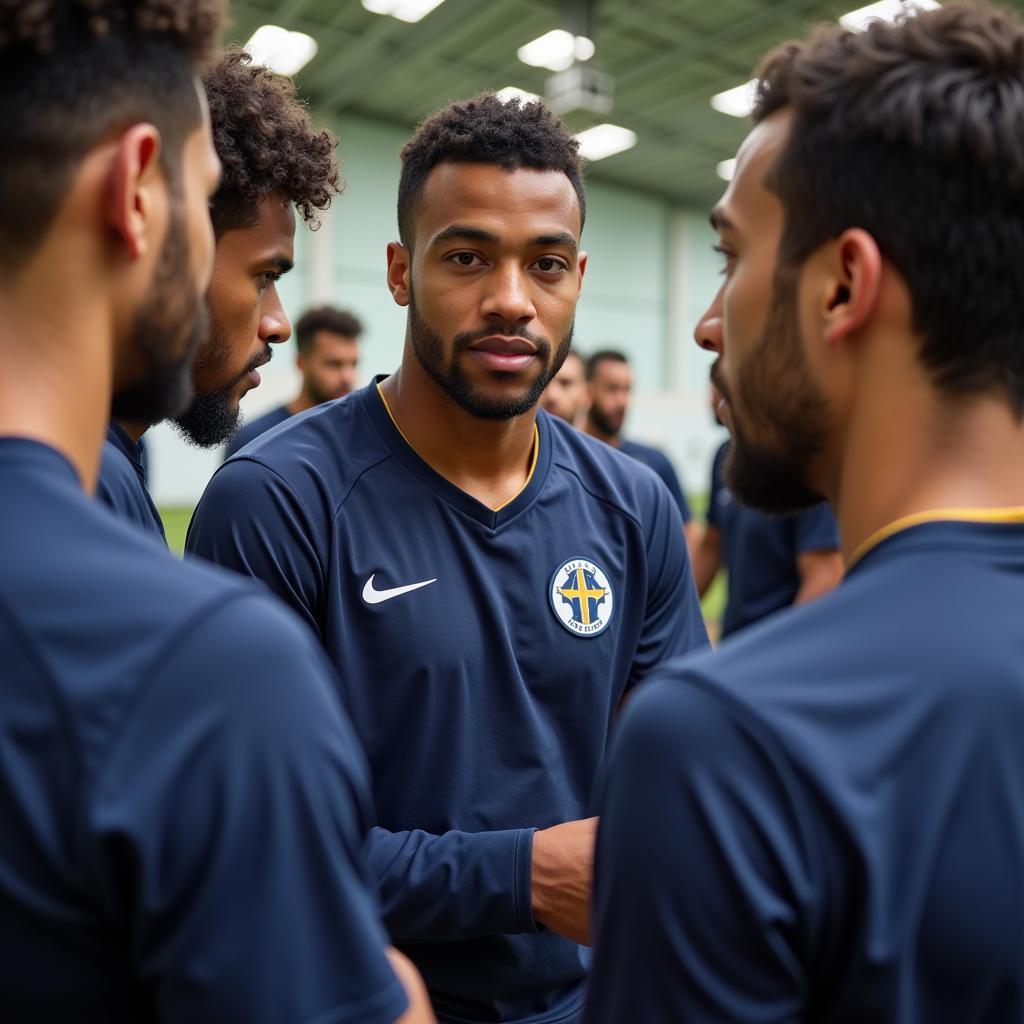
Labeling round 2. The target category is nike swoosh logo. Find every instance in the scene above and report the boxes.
[362,573,438,605]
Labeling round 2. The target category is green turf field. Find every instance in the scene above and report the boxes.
[159,499,727,630]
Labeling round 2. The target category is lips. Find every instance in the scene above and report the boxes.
[467,335,538,374]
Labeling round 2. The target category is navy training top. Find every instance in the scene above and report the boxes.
[0,437,407,1024]
[618,437,691,523]
[95,422,166,542]
[224,401,291,459]
[708,440,839,635]
[187,377,709,1024]
[586,517,1024,1023]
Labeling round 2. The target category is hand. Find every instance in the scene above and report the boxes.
[530,817,598,946]
[388,947,436,1023]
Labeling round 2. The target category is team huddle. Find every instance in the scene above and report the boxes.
[2,1,1023,1022]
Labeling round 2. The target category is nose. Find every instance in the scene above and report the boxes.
[258,285,292,346]
[481,263,536,325]
[693,285,724,354]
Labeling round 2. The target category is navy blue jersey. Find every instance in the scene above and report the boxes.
[709,440,838,635]
[618,437,691,523]
[187,378,708,1023]
[0,437,406,1023]
[224,401,291,458]
[95,422,166,542]
[586,517,1024,1023]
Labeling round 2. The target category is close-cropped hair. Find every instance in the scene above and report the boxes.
[204,47,340,237]
[586,349,629,382]
[295,306,363,354]
[0,0,224,272]
[753,2,1024,416]
[397,92,586,246]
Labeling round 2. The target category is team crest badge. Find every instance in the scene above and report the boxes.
[549,557,614,637]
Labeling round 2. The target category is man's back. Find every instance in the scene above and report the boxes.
[95,423,166,541]
[0,437,407,1022]
[587,516,1024,1021]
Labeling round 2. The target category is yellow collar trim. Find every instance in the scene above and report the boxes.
[375,382,540,513]
[849,505,1024,568]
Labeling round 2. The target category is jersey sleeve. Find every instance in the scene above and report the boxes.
[627,476,709,690]
[84,593,408,1024]
[366,824,538,941]
[185,457,324,634]
[794,501,840,553]
[585,672,821,1023]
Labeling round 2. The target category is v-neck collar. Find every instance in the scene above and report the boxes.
[362,375,551,531]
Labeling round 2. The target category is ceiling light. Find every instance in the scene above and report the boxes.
[710,79,756,118]
[575,124,637,162]
[496,86,542,104]
[517,29,595,72]
[361,0,447,23]
[244,25,318,76]
[839,0,940,31]
[716,159,736,182]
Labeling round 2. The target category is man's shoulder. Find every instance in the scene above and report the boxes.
[96,436,137,495]
[547,415,674,521]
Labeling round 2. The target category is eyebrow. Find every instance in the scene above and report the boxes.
[258,254,295,275]
[429,224,578,253]
[709,207,736,233]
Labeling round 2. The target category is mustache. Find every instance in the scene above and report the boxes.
[231,344,273,387]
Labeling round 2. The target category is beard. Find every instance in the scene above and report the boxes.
[172,325,272,448]
[409,290,572,421]
[714,263,829,516]
[587,401,623,438]
[111,205,206,424]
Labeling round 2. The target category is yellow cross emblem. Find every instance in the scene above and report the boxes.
[557,567,607,626]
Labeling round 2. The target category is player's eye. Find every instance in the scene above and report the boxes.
[712,244,735,276]
[532,256,568,275]
[448,252,484,268]
[257,271,281,290]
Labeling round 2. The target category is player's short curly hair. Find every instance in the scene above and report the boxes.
[397,92,585,246]
[0,0,224,271]
[204,48,341,236]
[295,306,363,353]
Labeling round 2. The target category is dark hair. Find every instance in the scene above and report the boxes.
[753,2,1024,415]
[586,349,628,382]
[397,92,585,246]
[0,0,224,271]
[295,306,363,354]
[204,48,341,236]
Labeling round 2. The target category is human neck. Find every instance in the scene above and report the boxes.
[0,286,111,494]
[286,389,317,416]
[378,352,539,511]
[116,419,149,444]
[828,354,1024,564]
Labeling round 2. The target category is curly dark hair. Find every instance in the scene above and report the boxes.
[397,92,585,245]
[204,48,341,236]
[0,0,224,270]
[295,306,363,353]
[752,2,1024,415]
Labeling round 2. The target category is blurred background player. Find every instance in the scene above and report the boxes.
[97,48,339,536]
[539,346,586,425]
[188,92,707,1024]
[226,304,364,456]
[586,4,1024,1021]
[583,348,698,550]
[692,382,842,636]
[0,2,430,1021]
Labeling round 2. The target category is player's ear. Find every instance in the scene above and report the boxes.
[107,123,163,261]
[387,241,411,307]
[577,250,588,291]
[820,228,882,346]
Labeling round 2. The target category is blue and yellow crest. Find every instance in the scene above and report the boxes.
[549,557,614,637]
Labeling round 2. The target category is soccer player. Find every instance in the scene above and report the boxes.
[0,3,430,1020]
[187,93,708,1023]
[225,305,364,457]
[582,348,697,547]
[540,345,586,424]
[692,383,842,635]
[97,47,340,537]
[586,4,1024,1021]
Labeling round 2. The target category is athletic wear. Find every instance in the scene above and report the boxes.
[618,437,691,523]
[187,378,708,1024]
[0,437,407,1024]
[95,422,166,542]
[586,517,1024,1023]
[709,440,839,635]
[224,402,290,458]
